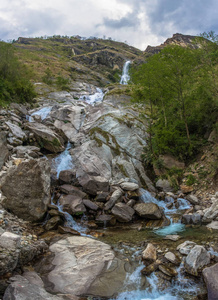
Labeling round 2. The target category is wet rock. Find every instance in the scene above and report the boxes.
[78,173,109,195]
[164,252,180,265]
[83,199,99,211]
[38,236,126,298]
[158,264,178,277]
[206,221,218,230]
[134,203,163,219]
[185,245,210,276]
[141,261,160,276]
[111,203,135,222]
[44,216,62,231]
[156,179,173,192]
[1,158,50,222]
[0,132,9,170]
[26,122,64,153]
[120,182,139,191]
[177,241,197,255]
[203,263,218,300]
[59,195,86,215]
[142,243,157,263]
[105,188,123,210]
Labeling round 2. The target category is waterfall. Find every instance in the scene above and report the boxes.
[139,189,191,236]
[28,106,52,122]
[53,141,74,178]
[120,60,131,85]
[79,87,104,105]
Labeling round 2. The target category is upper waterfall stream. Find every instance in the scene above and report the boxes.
[120,60,131,85]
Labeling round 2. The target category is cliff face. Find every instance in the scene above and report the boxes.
[144,33,198,55]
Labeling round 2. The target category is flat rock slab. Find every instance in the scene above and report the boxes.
[40,236,126,298]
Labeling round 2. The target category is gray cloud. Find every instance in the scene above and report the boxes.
[0,0,217,50]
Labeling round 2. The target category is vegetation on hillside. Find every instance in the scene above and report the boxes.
[131,32,218,166]
[0,42,36,107]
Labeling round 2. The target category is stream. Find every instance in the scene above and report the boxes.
[27,64,216,300]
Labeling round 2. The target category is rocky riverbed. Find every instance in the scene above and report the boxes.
[0,82,218,299]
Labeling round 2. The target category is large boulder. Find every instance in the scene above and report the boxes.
[156,179,173,192]
[35,236,127,298]
[203,263,218,300]
[26,122,64,153]
[1,158,50,222]
[142,243,157,264]
[78,173,109,195]
[134,203,163,219]
[111,203,135,222]
[5,121,27,141]
[0,132,9,169]
[105,188,123,210]
[185,245,210,276]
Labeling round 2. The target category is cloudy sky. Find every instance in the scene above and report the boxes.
[0,0,217,50]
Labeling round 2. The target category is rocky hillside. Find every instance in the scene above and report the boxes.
[14,36,142,86]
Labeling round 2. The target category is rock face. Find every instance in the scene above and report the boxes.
[203,263,218,300]
[134,203,162,219]
[0,132,9,169]
[38,236,126,298]
[185,245,210,276]
[27,122,64,153]
[1,158,50,222]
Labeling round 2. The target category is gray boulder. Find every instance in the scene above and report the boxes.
[134,203,163,219]
[36,236,126,298]
[186,194,199,205]
[203,263,218,300]
[1,158,50,222]
[0,132,9,170]
[27,122,64,153]
[182,213,201,225]
[206,221,218,230]
[5,121,26,141]
[203,194,218,223]
[142,243,157,263]
[120,182,139,191]
[111,203,135,222]
[177,241,196,255]
[78,173,109,195]
[185,245,210,276]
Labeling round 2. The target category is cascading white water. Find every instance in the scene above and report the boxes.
[29,106,52,122]
[120,60,131,85]
[53,141,74,178]
[139,189,191,236]
[79,87,104,105]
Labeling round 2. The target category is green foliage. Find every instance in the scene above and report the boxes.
[186,174,197,186]
[0,41,36,106]
[55,75,70,91]
[42,68,53,85]
[131,33,218,163]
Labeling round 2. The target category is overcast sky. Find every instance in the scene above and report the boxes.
[0,0,217,50]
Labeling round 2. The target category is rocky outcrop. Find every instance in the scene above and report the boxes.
[111,203,135,222]
[26,122,65,153]
[0,132,9,170]
[203,263,218,300]
[35,236,127,298]
[1,158,50,222]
